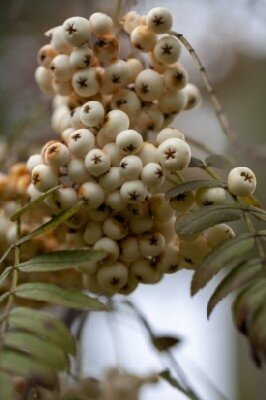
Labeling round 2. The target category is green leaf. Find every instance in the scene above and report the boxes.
[207,258,262,318]
[16,203,81,246]
[10,186,60,222]
[3,332,68,371]
[9,307,76,355]
[14,283,107,311]
[152,335,181,352]
[0,267,12,286]
[233,279,266,334]
[188,157,205,167]
[0,372,13,400]
[0,351,57,388]
[191,233,255,295]
[175,204,242,236]
[166,180,227,199]
[18,249,106,273]
[205,154,232,168]
[0,292,10,304]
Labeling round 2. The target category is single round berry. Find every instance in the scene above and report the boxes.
[147,7,173,34]
[153,35,181,64]
[227,167,257,197]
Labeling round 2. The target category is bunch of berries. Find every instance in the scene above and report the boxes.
[6,7,257,296]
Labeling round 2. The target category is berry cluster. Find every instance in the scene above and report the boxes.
[7,7,258,296]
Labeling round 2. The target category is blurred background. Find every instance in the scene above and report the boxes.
[0,0,265,399]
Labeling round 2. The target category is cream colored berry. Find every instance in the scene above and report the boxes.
[49,25,71,54]
[157,138,191,171]
[70,107,86,130]
[106,190,127,212]
[94,237,119,263]
[153,36,181,64]
[136,103,164,133]
[158,90,187,113]
[119,236,141,263]
[80,101,105,128]
[126,58,144,82]
[104,59,130,88]
[102,110,130,139]
[119,274,138,295]
[139,232,165,257]
[154,217,176,243]
[131,258,160,284]
[120,180,148,204]
[66,158,91,184]
[44,142,70,168]
[164,64,188,91]
[52,79,73,96]
[170,190,195,212]
[31,164,59,193]
[206,224,235,249]
[183,83,202,110]
[116,130,143,155]
[99,167,122,192]
[195,187,227,206]
[141,163,165,187]
[179,236,210,269]
[26,154,44,173]
[62,17,90,47]
[227,167,257,197]
[111,88,141,118]
[138,142,158,165]
[125,200,150,219]
[84,220,103,245]
[121,11,141,34]
[88,203,111,223]
[93,35,119,63]
[103,143,122,167]
[89,12,113,36]
[96,129,113,148]
[85,149,111,177]
[156,127,185,145]
[49,186,78,210]
[135,69,164,102]
[147,7,173,34]
[148,51,168,73]
[103,217,128,240]
[37,44,57,67]
[86,273,103,294]
[97,261,128,294]
[156,243,179,274]
[129,216,154,234]
[69,46,94,69]
[79,182,105,209]
[131,26,157,53]
[68,129,95,158]
[66,232,86,249]
[119,155,143,179]
[50,54,73,82]
[27,183,42,201]
[149,193,174,222]
[35,66,53,95]
[72,68,100,97]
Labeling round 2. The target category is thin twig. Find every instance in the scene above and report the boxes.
[171,31,238,146]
